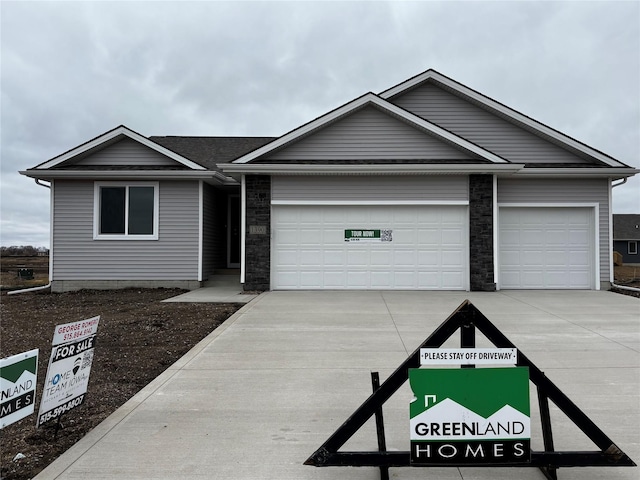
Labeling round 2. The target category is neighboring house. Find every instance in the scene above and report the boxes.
[613,214,640,265]
[21,70,638,292]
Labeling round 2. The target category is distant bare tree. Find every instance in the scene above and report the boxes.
[0,245,48,256]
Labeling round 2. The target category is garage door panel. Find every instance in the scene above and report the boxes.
[371,250,392,267]
[276,250,299,266]
[272,205,467,290]
[442,251,464,267]
[393,250,416,266]
[499,207,594,289]
[442,271,464,289]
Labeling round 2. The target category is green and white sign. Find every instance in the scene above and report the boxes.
[344,229,392,242]
[1,349,38,428]
[409,367,531,464]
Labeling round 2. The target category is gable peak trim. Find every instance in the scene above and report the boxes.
[232,92,507,165]
[380,69,627,168]
[36,125,207,171]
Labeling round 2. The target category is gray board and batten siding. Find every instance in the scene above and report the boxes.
[271,176,469,202]
[50,179,201,291]
[390,83,599,165]
[263,105,477,162]
[498,178,610,284]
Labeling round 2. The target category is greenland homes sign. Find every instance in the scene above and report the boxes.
[409,367,531,464]
[0,349,38,428]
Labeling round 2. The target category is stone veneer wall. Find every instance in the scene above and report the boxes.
[244,175,271,291]
[469,174,496,291]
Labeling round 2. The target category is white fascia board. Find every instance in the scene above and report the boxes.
[512,168,639,179]
[232,93,507,164]
[36,126,206,170]
[19,169,228,182]
[219,163,525,176]
[380,70,627,168]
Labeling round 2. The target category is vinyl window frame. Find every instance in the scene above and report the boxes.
[629,241,638,255]
[93,181,159,240]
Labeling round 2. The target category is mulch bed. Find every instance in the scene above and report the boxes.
[0,288,241,480]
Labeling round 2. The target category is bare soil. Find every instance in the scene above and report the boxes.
[0,287,241,480]
[0,256,637,479]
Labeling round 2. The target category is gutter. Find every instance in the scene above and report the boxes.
[6,179,53,295]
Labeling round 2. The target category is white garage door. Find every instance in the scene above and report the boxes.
[272,205,468,290]
[499,207,594,289]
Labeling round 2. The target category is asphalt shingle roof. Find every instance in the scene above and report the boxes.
[149,136,276,171]
[613,214,640,240]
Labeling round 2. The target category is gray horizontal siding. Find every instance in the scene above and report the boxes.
[272,175,469,202]
[392,84,591,164]
[75,138,178,166]
[498,178,610,282]
[265,106,474,161]
[52,180,200,280]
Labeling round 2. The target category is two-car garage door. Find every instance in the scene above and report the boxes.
[272,205,468,290]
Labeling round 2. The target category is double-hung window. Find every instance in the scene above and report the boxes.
[94,182,159,239]
[629,241,638,255]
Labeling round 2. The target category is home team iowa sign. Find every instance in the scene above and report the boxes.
[409,367,531,464]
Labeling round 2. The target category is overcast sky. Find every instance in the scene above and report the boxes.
[1,1,638,248]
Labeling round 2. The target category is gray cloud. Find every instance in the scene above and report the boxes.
[1,1,638,247]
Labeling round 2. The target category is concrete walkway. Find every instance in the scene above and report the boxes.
[162,275,258,304]
[36,290,639,479]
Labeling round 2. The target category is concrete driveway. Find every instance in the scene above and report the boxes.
[36,290,639,479]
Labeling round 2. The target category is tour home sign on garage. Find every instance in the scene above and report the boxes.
[344,229,392,242]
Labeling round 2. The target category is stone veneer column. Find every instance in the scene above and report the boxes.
[469,174,496,291]
[244,175,271,291]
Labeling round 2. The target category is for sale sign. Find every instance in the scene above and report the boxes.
[409,367,531,464]
[37,316,99,426]
[1,349,38,428]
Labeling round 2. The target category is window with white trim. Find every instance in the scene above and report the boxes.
[94,182,159,239]
[629,241,638,255]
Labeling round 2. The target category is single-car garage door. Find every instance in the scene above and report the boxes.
[499,207,595,289]
[272,205,468,290]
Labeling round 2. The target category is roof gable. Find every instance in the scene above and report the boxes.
[232,93,508,164]
[380,69,628,168]
[261,104,483,163]
[35,126,207,171]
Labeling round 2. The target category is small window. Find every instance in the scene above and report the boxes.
[94,183,158,239]
[629,241,638,255]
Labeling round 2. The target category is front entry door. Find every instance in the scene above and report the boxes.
[227,195,240,268]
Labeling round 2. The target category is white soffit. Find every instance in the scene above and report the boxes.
[36,125,207,170]
[231,93,508,164]
[379,70,628,168]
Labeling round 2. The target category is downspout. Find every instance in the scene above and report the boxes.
[8,179,53,295]
[609,178,639,292]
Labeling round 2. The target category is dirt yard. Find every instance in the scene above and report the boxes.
[0,287,241,480]
[1,256,638,479]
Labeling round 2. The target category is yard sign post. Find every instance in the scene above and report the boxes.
[305,301,635,480]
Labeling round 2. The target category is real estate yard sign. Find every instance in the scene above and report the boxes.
[409,367,531,464]
[37,316,100,427]
[1,349,38,428]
